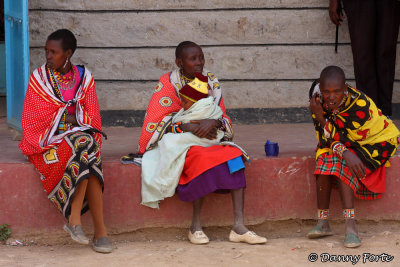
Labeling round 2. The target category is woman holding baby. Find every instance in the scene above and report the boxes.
[124,41,266,245]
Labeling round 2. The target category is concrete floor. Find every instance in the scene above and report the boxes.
[0,117,320,163]
[2,117,398,164]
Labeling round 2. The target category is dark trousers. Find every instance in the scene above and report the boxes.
[343,0,400,116]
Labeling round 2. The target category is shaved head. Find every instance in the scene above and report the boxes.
[320,65,346,85]
[319,66,347,111]
[175,41,200,59]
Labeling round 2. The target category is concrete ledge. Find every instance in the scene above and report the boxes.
[99,105,400,127]
[29,9,350,47]
[29,0,328,10]
[1,155,399,235]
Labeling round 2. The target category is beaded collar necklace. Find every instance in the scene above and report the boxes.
[48,65,76,91]
[179,69,193,85]
[46,66,63,104]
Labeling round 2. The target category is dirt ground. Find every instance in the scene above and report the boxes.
[1,220,399,267]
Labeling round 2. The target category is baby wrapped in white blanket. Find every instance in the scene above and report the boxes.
[141,96,224,208]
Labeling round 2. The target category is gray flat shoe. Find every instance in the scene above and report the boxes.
[92,237,113,253]
[306,225,333,239]
[344,233,361,248]
[63,223,89,245]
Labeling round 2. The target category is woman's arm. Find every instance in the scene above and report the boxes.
[168,120,219,140]
[189,119,220,139]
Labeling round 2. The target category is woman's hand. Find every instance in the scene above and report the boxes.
[65,114,78,126]
[329,0,344,25]
[180,120,219,140]
[309,94,326,127]
[342,150,366,180]
[180,122,198,133]
[191,119,219,139]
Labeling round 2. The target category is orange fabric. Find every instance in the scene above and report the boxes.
[179,145,243,185]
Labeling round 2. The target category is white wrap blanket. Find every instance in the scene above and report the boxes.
[141,96,224,208]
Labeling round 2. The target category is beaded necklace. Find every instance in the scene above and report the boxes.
[46,65,69,128]
[50,66,76,91]
[46,66,63,100]
[179,69,193,85]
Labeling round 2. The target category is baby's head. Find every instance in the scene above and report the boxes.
[179,73,209,110]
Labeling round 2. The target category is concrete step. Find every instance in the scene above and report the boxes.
[1,118,399,235]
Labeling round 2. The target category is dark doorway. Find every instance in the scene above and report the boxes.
[1,0,6,117]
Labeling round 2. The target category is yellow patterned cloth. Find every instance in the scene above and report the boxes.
[311,84,399,171]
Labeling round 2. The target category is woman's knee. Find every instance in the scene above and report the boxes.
[76,179,89,191]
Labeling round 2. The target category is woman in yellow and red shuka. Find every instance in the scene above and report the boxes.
[308,66,399,248]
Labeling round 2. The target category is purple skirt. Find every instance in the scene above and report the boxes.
[176,162,246,202]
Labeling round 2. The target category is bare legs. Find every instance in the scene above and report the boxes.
[190,188,249,235]
[231,188,249,234]
[312,174,358,237]
[315,174,333,233]
[69,179,88,226]
[337,179,358,236]
[190,198,204,233]
[69,174,107,238]
[86,175,107,238]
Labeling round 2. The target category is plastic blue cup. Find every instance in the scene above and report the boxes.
[265,140,279,157]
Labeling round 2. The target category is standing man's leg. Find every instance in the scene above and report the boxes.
[343,0,379,102]
[375,0,400,116]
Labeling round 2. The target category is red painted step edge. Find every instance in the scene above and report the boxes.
[0,156,399,234]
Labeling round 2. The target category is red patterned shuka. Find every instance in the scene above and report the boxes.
[137,69,243,185]
[19,64,104,218]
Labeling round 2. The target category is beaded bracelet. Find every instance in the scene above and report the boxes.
[343,209,355,219]
[332,142,348,158]
[171,121,183,134]
[330,141,340,150]
[58,112,73,134]
[58,112,67,133]
[218,118,226,131]
[317,209,329,220]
